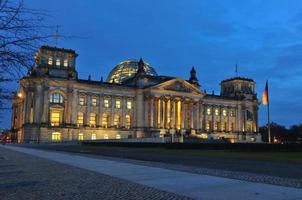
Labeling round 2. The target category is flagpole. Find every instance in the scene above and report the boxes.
[267,98,271,143]
[267,80,271,143]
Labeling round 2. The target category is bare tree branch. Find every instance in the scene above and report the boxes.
[0,0,51,113]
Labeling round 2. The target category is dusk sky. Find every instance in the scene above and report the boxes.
[2,0,302,128]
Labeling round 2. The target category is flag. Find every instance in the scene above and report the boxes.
[262,80,269,105]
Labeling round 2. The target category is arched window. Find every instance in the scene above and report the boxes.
[114,114,121,128]
[48,57,53,65]
[64,59,68,67]
[77,112,84,126]
[102,114,109,128]
[56,59,60,66]
[50,93,64,104]
[125,114,131,129]
[89,113,96,127]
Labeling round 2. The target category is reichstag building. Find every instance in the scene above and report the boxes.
[11,46,261,143]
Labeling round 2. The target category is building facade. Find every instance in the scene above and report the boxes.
[11,46,261,143]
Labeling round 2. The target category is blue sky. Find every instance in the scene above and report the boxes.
[2,0,302,128]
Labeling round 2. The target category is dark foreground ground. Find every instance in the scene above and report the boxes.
[0,146,191,200]
[19,143,302,180]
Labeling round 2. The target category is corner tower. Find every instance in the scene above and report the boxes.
[31,46,78,79]
[220,77,256,100]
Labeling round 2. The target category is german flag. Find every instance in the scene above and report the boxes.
[262,80,269,105]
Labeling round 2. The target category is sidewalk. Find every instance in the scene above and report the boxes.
[4,145,302,200]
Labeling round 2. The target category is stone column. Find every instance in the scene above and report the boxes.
[201,103,205,131]
[227,107,230,132]
[195,101,200,130]
[66,88,73,124]
[150,97,154,128]
[24,90,32,124]
[41,89,49,124]
[219,106,222,132]
[160,97,165,128]
[135,92,144,128]
[121,97,125,128]
[34,85,43,124]
[236,104,242,133]
[165,99,171,129]
[254,106,259,132]
[211,106,215,131]
[111,96,114,127]
[98,94,103,127]
[71,89,78,125]
[181,99,185,129]
[85,94,91,126]
[170,98,175,129]
[144,96,149,127]
[190,101,194,129]
[154,98,158,128]
[164,98,169,129]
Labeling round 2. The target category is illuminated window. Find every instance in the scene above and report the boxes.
[222,109,227,116]
[104,134,109,139]
[207,108,211,115]
[102,114,109,128]
[114,114,120,127]
[78,133,84,141]
[77,112,84,126]
[50,110,61,126]
[63,59,68,67]
[104,99,109,108]
[206,121,211,131]
[215,109,219,116]
[48,57,53,65]
[125,115,131,129]
[115,100,121,109]
[79,96,85,105]
[50,93,64,104]
[92,97,97,106]
[89,113,96,127]
[56,59,60,66]
[116,134,121,139]
[52,132,61,142]
[91,133,96,140]
[127,101,132,109]
[214,122,219,130]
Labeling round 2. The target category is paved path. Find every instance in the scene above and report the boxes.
[4,145,302,200]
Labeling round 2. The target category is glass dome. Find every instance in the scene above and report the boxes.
[107,59,157,83]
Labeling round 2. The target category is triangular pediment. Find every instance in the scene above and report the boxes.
[150,78,204,95]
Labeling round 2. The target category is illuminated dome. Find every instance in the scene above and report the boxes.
[107,59,157,83]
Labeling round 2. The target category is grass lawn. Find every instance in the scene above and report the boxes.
[81,145,302,164]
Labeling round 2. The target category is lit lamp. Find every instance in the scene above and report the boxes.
[17,92,23,98]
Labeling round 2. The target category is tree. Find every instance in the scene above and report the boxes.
[289,124,302,142]
[259,122,301,143]
[0,0,49,111]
